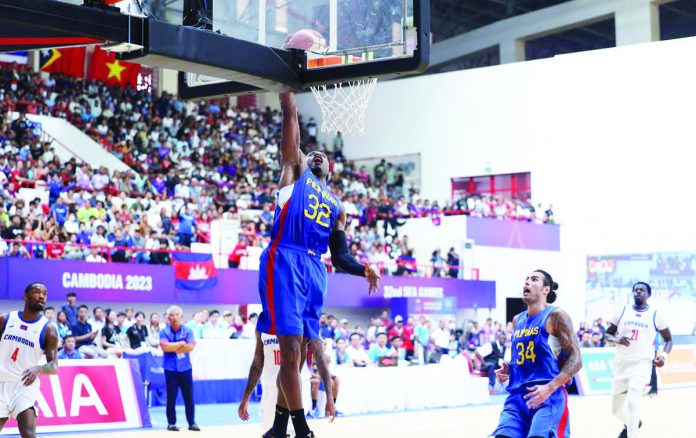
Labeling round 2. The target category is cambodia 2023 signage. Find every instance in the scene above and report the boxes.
[0,257,495,309]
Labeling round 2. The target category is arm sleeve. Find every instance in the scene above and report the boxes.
[329,230,365,277]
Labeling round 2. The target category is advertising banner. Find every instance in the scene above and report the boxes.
[575,348,616,395]
[656,345,696,389]
[0,359,149,434]
[0,258,495,308]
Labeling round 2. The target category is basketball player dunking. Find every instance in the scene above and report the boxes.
[605,281,672,438]
[490,270,583,438]
[0,282,59,438]
[255,91,380,438]
[238,331,336,438]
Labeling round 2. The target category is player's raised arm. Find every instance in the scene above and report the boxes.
[524,309,582,409]
[238,331,265,421]
[22,325,59,386]
[278,92,306,188]
[329,207,380,295]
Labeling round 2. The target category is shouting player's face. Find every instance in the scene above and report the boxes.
[307,151,330,180]
[25,284,47,313]
[522,272,548,305]
[633,283,649,307]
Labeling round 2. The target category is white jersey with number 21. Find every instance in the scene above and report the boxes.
[609,305,667,362]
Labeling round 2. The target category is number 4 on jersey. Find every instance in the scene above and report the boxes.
[10,347,19,362]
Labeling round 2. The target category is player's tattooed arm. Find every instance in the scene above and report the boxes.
[23,325,59,386]
[548,309,583,390]
[309,339,336,420]
[238,332,264,421]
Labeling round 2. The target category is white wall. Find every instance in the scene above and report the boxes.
[296,36,696,324]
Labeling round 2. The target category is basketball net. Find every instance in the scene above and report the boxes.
[310,77,377,136]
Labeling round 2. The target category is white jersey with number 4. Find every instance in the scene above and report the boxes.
[0,311,49,382]
[610,305,667,362]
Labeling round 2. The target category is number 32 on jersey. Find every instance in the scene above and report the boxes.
[304,194,331,228]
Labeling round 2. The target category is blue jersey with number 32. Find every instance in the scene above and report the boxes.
[271,168,341,254]
[508,305,561,393]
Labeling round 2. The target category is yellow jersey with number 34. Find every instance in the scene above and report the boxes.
[507,305,562,394]
[272,168,342,255]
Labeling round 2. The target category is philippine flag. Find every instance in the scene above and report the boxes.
[172,253,218,290]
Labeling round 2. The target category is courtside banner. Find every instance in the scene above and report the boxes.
[656,345,696,389]
[0,359,150,434]
[575,348,616,395]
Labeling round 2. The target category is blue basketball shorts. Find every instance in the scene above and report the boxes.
[491,386,570,438]
[256,243,327,339]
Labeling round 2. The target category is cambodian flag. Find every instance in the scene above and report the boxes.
[172,253,218,290]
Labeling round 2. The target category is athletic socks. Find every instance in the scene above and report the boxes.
[272,405,290,438]
[290,408,312,437]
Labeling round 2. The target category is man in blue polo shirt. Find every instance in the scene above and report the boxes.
[160,305,200,432]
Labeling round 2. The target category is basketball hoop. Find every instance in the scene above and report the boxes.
[310,77,377,136]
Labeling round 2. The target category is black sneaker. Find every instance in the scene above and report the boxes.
[261,428,272,438]
[188,424,201,431]
[167,424,179,431]
[618,420,642,438]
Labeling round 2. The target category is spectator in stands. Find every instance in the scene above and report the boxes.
[56,310,71,340]
[580,332,593,348]
[415,316,431,365]
[431,320,451,360]
[126,311,149,352]
[72,304,105,358]
[345,333,369,367]
[150,239,171,265]
[85,246,106,263]
[57,335,82,360]
[447,247,460,278]
[335,318,350,341]
[123,307,136,330]
[368,332,391,364]
[101,309,125,358]
[319,313,335,340]
[61,292,78,327]
[227,236,247,268]
[389,336,406,361]
[333,337,350,366]
[591,332,603,348]
[476,333,507,391]
[201,310,228,339]
[240,313,257,339]
[177,207,196,247]
[160,305,199,432]
[147,312,163,349]
[431,248,445,277]
[88,306,106,332]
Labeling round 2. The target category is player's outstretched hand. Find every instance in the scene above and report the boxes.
[654,356,666,367]
[524,383,553,410]
[618,336,632,346]
[21,367,39,386]
[365,264,381,296]
[325,398,336,423]
[238,399,250,421]
[495,361,510,384]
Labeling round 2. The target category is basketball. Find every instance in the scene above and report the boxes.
[282,29,328,52]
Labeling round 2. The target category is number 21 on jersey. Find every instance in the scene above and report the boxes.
[515,341,536,365]
[304,194,331,228]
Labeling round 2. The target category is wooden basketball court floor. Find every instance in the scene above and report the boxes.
[52,388,692,438]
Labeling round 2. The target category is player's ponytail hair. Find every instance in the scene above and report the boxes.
[535,269,559,303]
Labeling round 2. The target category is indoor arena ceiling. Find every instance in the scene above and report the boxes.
[430,0,573,42]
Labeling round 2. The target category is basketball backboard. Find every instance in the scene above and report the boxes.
[163,0,430,98]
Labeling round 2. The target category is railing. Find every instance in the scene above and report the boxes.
[0,239,479,280]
